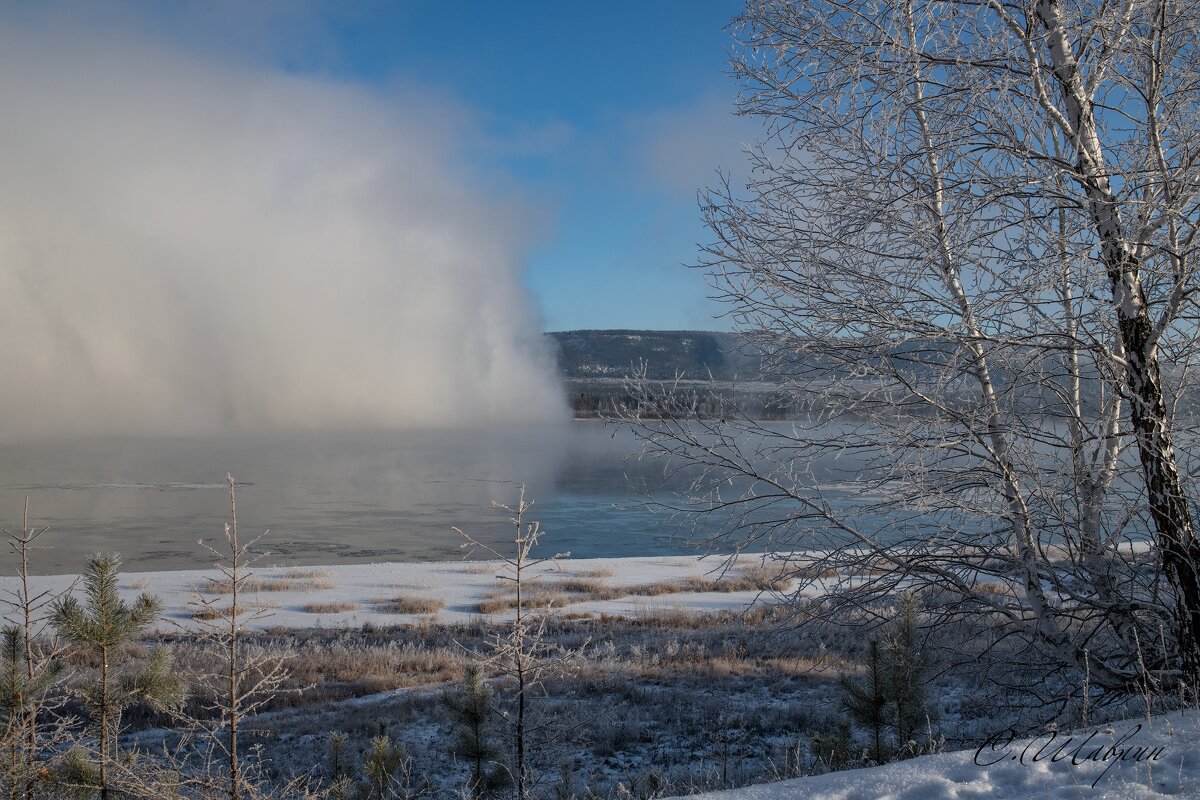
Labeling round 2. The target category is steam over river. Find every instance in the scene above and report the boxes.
[5,418,1118,576]
[0,422,705,574]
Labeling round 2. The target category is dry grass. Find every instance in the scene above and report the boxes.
[464,562,498,574]
[280,567,331,579]
[633,652,854,679]
[470,565,790,615]
[619,566,788,598]
[128,580,151,590]
[760,654,854,676]
[393,580,434,591]
[303,601,360,614]
[150,598,962,800]
[158,601,840,721]
[189,606,236,621]
[795,564,841,579]
[629,576,715,596]
[374,595,445,615]
[281,640,464,697]
[732,564,792,592]
[573,567,616,578]
[255,578,337,592]
[187,604,265,621]
[974,581,1016,596]
[193,576,337,594]
[473,587,570,614]
[550,577,622,597]
[473,594,512,615]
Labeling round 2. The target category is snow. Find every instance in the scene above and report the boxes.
[10,554,1200,798]
[669,711,1200,800]
[0,554,779,631]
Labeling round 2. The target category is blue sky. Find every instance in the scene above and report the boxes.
[334,2,753,332]
[148,0,754,332]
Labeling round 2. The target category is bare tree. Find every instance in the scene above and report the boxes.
[1,500,68,800]
[454,487,583,800]
[184,473,292,800]
[624,0,1200,699]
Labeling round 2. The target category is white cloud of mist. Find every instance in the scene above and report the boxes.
[0,23,566,439]
[634,91,756,198]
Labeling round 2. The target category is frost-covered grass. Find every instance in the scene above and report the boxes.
[112,604,1197,799]
[191,575,338,594]
[474,564,790,614]
[125,606,870,795]
[302,600,360,614]
[371,595,446,615]
[15,555,1200,799]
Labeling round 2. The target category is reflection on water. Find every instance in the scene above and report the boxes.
[0,421,694,574]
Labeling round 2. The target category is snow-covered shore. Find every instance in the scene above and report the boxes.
[674,710,1200,800]
[9,555,1200,798]
[1,554,785,631]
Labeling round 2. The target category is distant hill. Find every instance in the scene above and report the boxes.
[545,329,798,419]
[546,329,764,382]
[542,329,1184,420]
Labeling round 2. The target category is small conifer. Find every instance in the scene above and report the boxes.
[1,626,63,798]
[836,592,935,763]
[442,663,508,799]
[50,554,184,799]
[362,735,406,800]
[838,638,888,763]
[325,731,355,800]
[808,720,855,772]
[882,593,932,751]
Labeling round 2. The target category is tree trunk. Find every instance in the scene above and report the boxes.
[8,728,19,800]
[472,716,484,800]
[19,501,36,800]
[870,641,882,763]
[229,481,241,800]
[100,647,109,800]
[1036,0,1200,685]
[515,594,527,800]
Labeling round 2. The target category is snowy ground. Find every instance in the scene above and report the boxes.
[1,554,786,630]
[10,555,1200,798]
[673,710,1200,800]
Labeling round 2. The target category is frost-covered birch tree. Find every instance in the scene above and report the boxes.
[626,0,1200,696]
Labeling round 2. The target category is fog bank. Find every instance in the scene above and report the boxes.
[0,25,565,439]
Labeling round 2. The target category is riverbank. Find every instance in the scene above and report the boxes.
[1,553,795,631]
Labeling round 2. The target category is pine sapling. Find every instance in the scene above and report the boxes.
[836,593,936,763]
[1,627,62,800]
[882,593,932,753]
[324,732,354,800]
[807,720,854,773]
[361,734,426,800]
[838,639,888,763]
[442,663,508,800]
[50,554,184,799]
[364,735,403,800]
[551,761,576,800]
